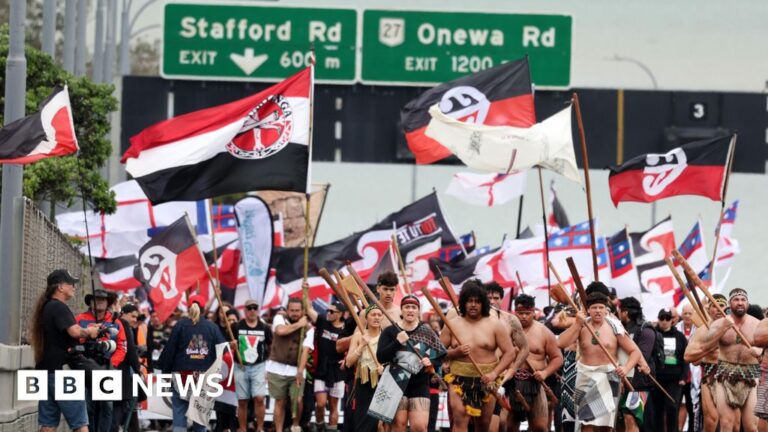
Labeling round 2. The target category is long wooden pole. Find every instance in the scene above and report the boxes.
[391,234,411,294]
[204,205,243,365]
[434,266,459,314]
[319,269,380,368]
[420,287,517,411]
[665,258,710,328]
[537,168,553,304]
[707,135,737,287]
[672,249,753,350]
[551,260,634,391]
[572,93,599,281]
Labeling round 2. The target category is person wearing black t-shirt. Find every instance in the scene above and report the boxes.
[235,299,272,432]
[306,300,350,432]
[30,270,101,432]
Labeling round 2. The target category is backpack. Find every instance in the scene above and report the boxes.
[641,322,666,372]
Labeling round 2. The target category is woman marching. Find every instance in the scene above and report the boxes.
[345,304,385,432]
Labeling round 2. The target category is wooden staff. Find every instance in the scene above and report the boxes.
[391,234,412,294]
[434,267,460,314]
[344,263,372,308]
[548,260,634,391]
[572,94,600,281]
[318,268,381,368]
[515,271,525,296]
[420,287,517,412]
[706,135,737,286]
[686,271,711,323]
[563,260,676,402]
[523,358,559,404]
[339,273,369,308]
[665,258,710,329]
[672,249,753,350]
[537,168,553,306]
[201,208,243,366]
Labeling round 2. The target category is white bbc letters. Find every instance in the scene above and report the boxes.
[18,370,47,401]
[92,370,122,401]
[54,370,85,400]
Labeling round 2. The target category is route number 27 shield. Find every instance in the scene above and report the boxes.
[379,18,405,47]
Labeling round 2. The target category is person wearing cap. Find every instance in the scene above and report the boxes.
[305,298,353,432]
[375,294,446,432]
[558,291,641,432]
[75,288,127,432]
[234,299,272,432]
[677,304,697,432]
[652,308,689,432]
[30,270,102,432]
[507,293,563,432]
[701,288,761,432]
[684,294,726,432]
[617,296,656,432]
[157,294,226,431]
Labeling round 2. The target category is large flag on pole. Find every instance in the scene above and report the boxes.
[608,135,734,206]
[445,171,527,207]
[0,86,78,164]
[425,105,582,184]
[123,67,313,204]
[401,58,536,164]
[137,215,209,321]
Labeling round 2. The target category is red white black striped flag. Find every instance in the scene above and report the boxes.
[608,135,734,206]
[0,86,78,164]
[123,67,312,204]
[401,58,536,165]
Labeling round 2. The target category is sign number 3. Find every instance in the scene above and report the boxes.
[690,102,707,120]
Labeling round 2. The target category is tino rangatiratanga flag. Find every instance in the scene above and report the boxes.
[401,58,536,165]
[0,86,78,164]
[608,135,734,206]
[123,67,312,204]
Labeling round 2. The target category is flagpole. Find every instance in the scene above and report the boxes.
[515,196,524,238]
[707,134,737,287]
[572,93,599,281]
[537,167,552,306]
[392,233,412,295]
[194,209,243,365]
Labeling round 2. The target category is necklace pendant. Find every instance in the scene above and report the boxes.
[736,335,743,344]
[591,330,600,346]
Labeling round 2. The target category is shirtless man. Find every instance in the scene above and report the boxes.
[751,305,768,431]
[508,294,563,432]
[485,282,529,432]
[558,292,641,432]
[684,295,726,432]
[441,280,517,432]
[704,288,762,432]
[372,271,401,328]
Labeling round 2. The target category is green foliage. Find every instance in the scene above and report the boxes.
[0,25,117,213]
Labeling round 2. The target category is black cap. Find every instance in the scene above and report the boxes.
[47,269,79,286]
[658,308,673,319]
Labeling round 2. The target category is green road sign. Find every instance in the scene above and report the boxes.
[162,4,357,82]
[362,10,571,87]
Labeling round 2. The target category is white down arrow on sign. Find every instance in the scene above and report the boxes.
[230,49,268,75]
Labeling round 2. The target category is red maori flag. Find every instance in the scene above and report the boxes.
[608,135,734,206]
[401,58,536,165]
[123,67,312,204]
[136,215,209,321]
[0,86,78,164]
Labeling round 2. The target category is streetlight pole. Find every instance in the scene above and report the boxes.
[608,54,660,225]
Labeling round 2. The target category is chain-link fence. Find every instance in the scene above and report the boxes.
[19,198,89,345]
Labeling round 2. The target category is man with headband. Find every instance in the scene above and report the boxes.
[558,291,641,432]
[508,294,563,432]
[702,288,761,432]
[684,294,727,432]
[441,280,516,432]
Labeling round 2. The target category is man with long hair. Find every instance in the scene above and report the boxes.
[441,280,516,432]
[30,269,100,432]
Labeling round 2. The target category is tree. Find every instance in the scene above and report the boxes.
[0,25,117,213]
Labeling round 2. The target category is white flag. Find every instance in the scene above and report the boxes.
[426,105,581,185]
[446,171,527,207]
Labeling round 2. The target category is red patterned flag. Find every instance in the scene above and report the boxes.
[608,135,734,206]
[0,86,78,164]
[123,68,312,204]
[401,58,535,164]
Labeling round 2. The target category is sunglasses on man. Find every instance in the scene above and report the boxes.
[246,305,259,311]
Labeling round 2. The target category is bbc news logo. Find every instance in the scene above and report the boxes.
[18,371,226,401]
